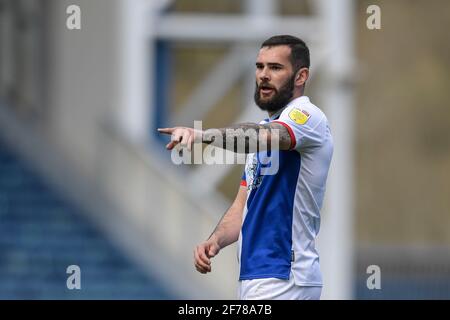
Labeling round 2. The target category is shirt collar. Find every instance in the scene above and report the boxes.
[267,96,310,121]
[268,108,284,121]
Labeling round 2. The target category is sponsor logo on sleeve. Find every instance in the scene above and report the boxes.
[288,108,311,125]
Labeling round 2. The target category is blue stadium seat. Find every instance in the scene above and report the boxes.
[0,141,176,299]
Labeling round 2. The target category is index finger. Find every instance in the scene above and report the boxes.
[157,128,174,135]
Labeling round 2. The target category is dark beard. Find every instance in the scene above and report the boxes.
[254,74,295,113]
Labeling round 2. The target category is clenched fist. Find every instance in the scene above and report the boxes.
[193,238,221,274]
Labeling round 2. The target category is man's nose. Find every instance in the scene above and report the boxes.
[259,67,270,81]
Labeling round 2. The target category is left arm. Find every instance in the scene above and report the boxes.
[158,122,294,153]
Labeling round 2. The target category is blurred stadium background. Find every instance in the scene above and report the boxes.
[0,0,449,299]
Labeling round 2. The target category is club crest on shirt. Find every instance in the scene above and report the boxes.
[288,108,310,125]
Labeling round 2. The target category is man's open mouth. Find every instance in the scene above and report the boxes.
[260,85,275,95]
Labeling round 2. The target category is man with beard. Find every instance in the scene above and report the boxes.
[158,35,333,300]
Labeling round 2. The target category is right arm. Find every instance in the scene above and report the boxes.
[194,185,247,274]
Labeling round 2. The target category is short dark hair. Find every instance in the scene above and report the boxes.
[261,35,310,73]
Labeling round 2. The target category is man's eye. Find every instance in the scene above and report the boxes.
[271,66,281,70]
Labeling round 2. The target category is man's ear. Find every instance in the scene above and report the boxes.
[295,68,309,87]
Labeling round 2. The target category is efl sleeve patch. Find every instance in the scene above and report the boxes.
[288,108,311,125]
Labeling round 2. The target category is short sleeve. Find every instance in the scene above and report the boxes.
[240,171,247,187]
[273,103,326,151]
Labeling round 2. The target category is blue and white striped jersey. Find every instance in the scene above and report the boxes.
[238,96,333,286]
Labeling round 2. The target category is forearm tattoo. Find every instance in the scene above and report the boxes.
[202,122,291,153]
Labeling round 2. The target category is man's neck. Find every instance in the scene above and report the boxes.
[268,109,283,118]
[267,94,304,118]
